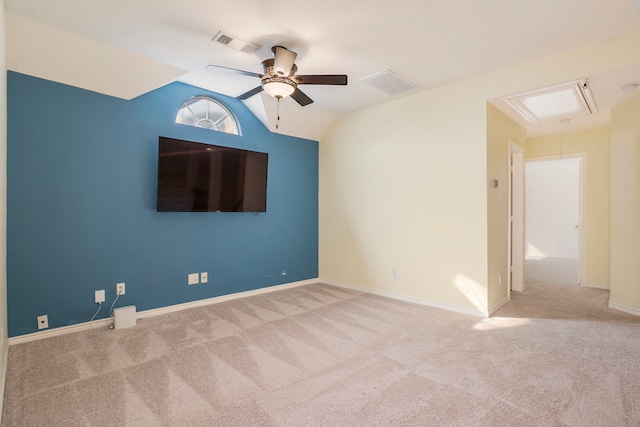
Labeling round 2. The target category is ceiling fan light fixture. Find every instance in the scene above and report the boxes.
[262,77,296,99]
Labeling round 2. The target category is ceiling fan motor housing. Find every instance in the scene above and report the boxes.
[261,58,298,77]
[261,75,298,88]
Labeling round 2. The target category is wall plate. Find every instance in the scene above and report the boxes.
[188,273,199,285]
[95,289,106,303]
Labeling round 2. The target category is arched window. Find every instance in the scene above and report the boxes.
[175,97,239,135]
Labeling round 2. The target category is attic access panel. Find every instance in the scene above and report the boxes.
[504,79,597,124]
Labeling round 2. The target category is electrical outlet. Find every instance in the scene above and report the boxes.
[200,272,208,283]
[37,315,49,330]
[95,289,105,303]
[392,268,398,279]
[116,282,125,295]
[188,273,199,285]
[499,274,503,285]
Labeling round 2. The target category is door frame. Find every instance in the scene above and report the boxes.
[525,153,588,285]
[508,142,525,293]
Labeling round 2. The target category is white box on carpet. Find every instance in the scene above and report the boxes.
[113,305,136,329]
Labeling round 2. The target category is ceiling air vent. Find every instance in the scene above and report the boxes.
[504,79,598,124]
[212,31,261,54]
[361,69,418,95]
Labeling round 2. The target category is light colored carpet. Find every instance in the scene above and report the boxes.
[526,257,579,285]
[2,281,639,426]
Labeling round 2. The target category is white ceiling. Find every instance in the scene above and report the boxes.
[5,0,640,139]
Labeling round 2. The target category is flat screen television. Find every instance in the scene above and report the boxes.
[157,137,268,212]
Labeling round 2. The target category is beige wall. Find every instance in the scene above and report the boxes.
[526,128,611,288]
[320,29,640,317]
[320,82,490,315]
[0,0,8,414]
[6,12,185,101]
[486,104,525,311]
[609,98,640,313]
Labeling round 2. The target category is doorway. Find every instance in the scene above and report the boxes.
[508,142,525,294]
[525,155,587,286]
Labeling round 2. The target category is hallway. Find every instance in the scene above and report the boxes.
[525,257,579,286]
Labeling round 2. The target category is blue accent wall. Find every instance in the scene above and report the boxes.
[7,72,318,337]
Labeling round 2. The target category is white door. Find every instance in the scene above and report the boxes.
[525,155,586,285]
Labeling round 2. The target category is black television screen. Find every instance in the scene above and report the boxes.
[157,137,268,212]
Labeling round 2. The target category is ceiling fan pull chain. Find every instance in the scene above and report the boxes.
[276,97,281,130]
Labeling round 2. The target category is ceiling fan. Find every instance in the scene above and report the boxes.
[208,45,348,106]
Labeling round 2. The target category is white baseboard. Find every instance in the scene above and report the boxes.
[8,318,112,345]
[584,282,609,290]
[608,302,640,316]
[320,278,488,318]
[489,295,510,316]
[0,341,7,423]
[8,279,317,345]
[137,279,315,319]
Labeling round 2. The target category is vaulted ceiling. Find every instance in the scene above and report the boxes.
[5,0,640,140]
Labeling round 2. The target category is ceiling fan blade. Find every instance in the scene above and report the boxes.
[236,86,264,100]
[295,74,348,85]
[273,46,297,76]
[290,88,314,106]
[207,64,261,78]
